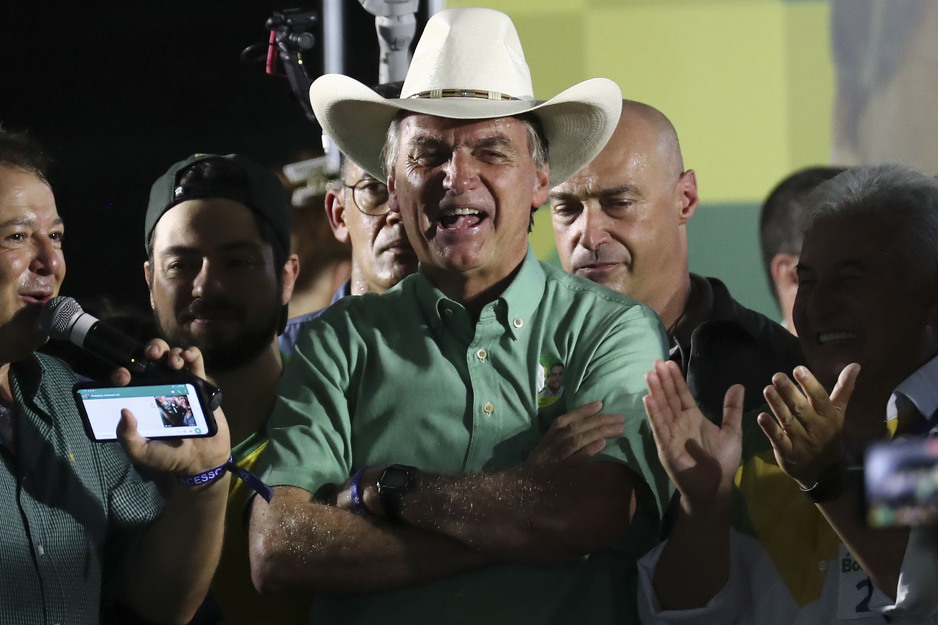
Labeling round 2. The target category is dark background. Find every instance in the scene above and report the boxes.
[1,0,422,313]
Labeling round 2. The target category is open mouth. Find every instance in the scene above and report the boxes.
[817,331,861,345]
[439,207,486,230]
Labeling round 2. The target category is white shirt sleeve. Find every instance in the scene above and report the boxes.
[886,525,938,623]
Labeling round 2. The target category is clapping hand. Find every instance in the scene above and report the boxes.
[643,360,744,510]
[756,363,860,488]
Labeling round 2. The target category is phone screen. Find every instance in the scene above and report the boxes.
[75,382,216,441]
[865,437,938,527]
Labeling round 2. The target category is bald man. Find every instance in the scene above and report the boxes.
[550,99,802,421]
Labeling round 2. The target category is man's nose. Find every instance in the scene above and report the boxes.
[191,260,220,298]
[442,151,478,193]
[30,237,61,276]
[384,203,402,225]
[578,205,611,250]
[801,283,841,324]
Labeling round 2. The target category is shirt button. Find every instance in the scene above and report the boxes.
[513,317,523,328]
[483,402,494,415]
[36,544,45,557]
[817,561,827,572]
[476,348,488,361]
[444,308,454,317]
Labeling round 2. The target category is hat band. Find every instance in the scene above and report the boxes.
[408,88,520,101]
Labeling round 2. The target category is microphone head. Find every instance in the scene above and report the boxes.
[39,296,84,340]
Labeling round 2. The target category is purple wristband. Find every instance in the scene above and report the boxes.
[349,467,370,514]
[178,456,233,488]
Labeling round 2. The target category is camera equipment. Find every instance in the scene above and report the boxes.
[263,8,323,123]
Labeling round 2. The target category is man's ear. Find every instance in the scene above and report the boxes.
[387,173,401,216]
[143,260,155,310]
[770,253,799,293]
[280,254,300,305]
[677,169,699,224]
[532,165,550,208]
[324,187,351,244]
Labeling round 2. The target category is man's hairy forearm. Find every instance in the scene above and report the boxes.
[392,462,639,563]
[249,486,490,595]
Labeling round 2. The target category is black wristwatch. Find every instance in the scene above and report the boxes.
[800,459,850,504]
[377,464,418,521]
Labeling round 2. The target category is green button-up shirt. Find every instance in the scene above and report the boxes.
[0,353,164,625]
[260,248,672,624]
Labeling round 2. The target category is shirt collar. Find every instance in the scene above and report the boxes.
[886,352,938,425]
[672,274,714,350]
[9,354,51,425]
[414,245,544,338]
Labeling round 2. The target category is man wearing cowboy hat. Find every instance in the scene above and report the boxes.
[249,8,672,624]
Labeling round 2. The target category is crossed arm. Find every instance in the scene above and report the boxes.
[249,402,641,595]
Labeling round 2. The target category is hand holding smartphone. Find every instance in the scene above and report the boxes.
[74,375,219,441]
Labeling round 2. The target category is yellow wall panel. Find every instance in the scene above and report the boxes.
[783,2,834,170]
[443,0,834,202]
[584,4,789,202]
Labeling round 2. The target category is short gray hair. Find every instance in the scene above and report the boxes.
[805,164,938,290]
[380,113,549,178]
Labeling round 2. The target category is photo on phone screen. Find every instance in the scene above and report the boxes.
[74,382,216,441]
[864,437,938,528]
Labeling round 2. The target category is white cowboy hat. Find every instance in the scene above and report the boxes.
[309,7,622,186]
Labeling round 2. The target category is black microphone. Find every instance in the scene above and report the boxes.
[39,296,224,411]
[39,296,158,376]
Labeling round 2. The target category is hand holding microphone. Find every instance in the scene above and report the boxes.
[39,296,221,410]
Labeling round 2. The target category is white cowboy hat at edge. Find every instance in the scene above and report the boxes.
[308,6,622,187]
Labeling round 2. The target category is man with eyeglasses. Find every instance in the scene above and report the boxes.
[328,157,418,296]
[278,84,419,354]
[277,156,418,354]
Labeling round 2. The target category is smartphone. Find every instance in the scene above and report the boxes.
[74,378,218,441]
[864,437,938,527]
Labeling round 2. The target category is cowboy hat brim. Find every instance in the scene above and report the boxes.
[310,74,621,187]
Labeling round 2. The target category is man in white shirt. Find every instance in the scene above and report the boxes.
[640,163,938,624]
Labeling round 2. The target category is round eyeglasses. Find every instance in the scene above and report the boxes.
[344,178,390,216]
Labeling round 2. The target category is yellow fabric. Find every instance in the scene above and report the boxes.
[211,435,312,625]
[887,407,922,438]
[735,450,840,606]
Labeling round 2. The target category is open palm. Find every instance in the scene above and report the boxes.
[643,359,744,508]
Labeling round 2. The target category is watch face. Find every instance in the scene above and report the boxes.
[378,465,417,521]
[384,470,409,489]
[381,465,414,490]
